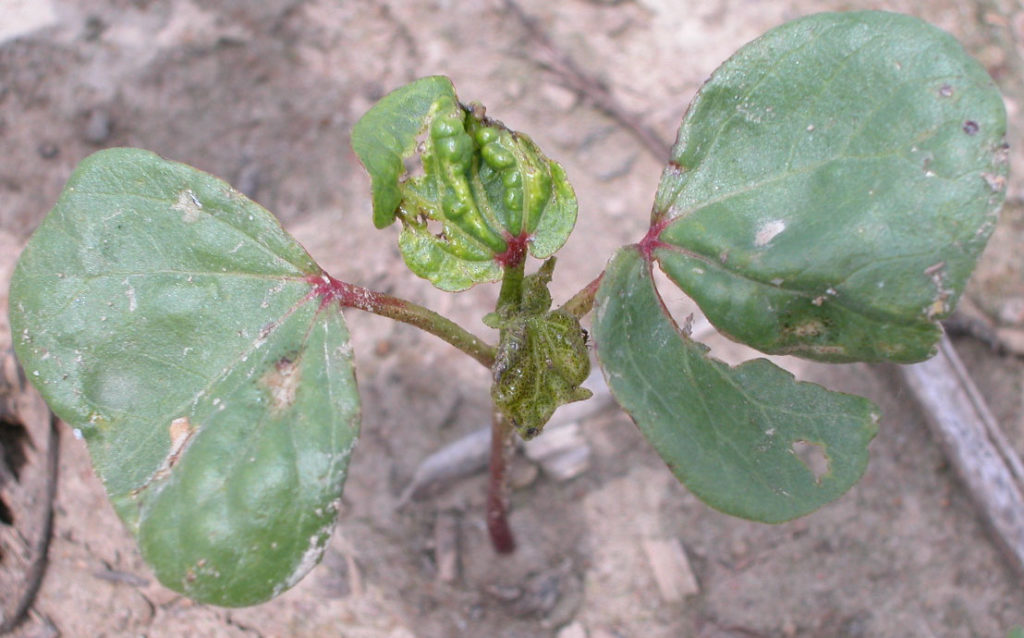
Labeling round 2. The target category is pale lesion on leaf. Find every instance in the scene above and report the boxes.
[261,356,301,413]
[131,416,197,495]
[170,189,203,223]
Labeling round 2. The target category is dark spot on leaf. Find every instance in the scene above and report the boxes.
[963,121,979,135]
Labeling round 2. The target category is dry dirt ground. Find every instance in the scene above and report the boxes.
[2,1,1024,636]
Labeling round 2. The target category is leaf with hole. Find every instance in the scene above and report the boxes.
[9,148,360,606]
[593,246,878,522]
[651,11,1008,363]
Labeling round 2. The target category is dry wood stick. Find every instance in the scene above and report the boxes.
[899,334,1024,577]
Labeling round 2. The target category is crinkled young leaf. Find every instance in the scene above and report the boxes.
[352,75,457,230]
[9,148,360,607]
[488,261,591,439]
[352,76,578,291]
[652,11,1008,363]
[593,247,878,523]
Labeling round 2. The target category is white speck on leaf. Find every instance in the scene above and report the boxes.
[123,278,137,312]
[925,262,952,318]
[275,525,334,596]
[754,220,786,247]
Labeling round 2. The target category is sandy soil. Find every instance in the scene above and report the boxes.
[2,1,1024,636]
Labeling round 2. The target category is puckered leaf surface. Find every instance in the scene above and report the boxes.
[352,76,577,291]
[10,148,360,606]
[652,11,1008,362]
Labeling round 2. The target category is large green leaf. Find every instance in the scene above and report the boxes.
[9,148,360,606]
[352,76,577,291]
[652,11,1008,363]
[593,246,878,522]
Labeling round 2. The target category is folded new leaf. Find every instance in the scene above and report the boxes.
[352,76,578,291]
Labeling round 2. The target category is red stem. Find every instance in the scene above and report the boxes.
[487,411,517,554]
[308,273,495,368]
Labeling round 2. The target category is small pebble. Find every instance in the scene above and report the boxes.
[998,297,1024,325]
[37,142,59,159]
[557,621,588,638]
[434,509,460,583]
[235,161,261,199]
[83,108,112,144]
[641,537,699,601]
[509,458,540,489]
[523,421,591,481]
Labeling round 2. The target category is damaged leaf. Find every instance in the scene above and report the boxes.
[352,76,578,291]
[593,247,878,522]
[651,11,1008,363]
[9,148,360,606]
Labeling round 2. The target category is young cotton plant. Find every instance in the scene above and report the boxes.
[8,11,1007,607]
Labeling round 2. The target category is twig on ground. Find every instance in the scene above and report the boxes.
[898,334,1024,578]
[396,369,615,506]
[502,0,672,161]
[0,352,59,634]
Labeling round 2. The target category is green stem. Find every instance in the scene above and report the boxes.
[496,253,527,313]
[315,275,496,368]
[559,272,604,318]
